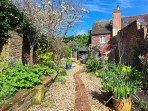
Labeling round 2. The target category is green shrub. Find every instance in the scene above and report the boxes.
[3,62,42,89]
[0,75,16,102]
[86,58,102,72]
[54,76,66,82]
[58,70,67,76]
[0,62,43,103]
[66,58,72,66]
[34,64,56,75]
[36,43,58,69]
[99,62,141,100]
[64,46,72,58]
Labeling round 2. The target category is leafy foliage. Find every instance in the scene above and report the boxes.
[67,41,78,51]
[66,58,72,66]
[54,76,66,82]
[97,62,144,100]
[86,58,102,72]
[0,62,43,103]
[58,70,67,76]
[0,0,25,37]
[64,34,89,48]
[3,62,42,89]
[64,46,72,58]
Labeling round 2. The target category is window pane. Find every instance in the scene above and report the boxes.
[100,36,106,43]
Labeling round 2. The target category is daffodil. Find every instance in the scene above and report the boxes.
[121,66,127,72]
[103,56,108,61]
[95,71,99,76]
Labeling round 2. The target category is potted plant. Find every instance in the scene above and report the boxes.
[65,58,72,69]
[111,76,136,111]
[100,63,137,111]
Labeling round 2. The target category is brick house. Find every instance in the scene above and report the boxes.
[91,5,148,66]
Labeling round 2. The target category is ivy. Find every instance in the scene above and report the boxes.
[0,0,25,37]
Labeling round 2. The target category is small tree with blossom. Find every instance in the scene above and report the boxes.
[12,0,87,66]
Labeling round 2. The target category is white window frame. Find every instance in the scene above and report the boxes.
[100,36,106,44]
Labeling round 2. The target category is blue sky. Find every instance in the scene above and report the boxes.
[68,0,148,36]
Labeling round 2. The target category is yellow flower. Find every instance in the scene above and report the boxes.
[103,56,108,61]
[122,67,127,72]
[95,71,99,76]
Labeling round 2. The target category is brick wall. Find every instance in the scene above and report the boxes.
[117,21,146,66]
[91,34,111,46]
[112,10,121,36]
[0,31,23,63]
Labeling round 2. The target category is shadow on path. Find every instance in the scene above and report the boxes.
[91,91,114,110]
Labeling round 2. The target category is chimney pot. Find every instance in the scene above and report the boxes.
[117,5,120,10]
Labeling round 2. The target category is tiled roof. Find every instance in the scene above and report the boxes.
[92,14,148,35]
[91,20,112,35]
[122,14,148,28]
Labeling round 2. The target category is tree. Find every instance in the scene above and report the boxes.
[12,0,47,66]
[67,41,78,51]
[12,0,87,66]
[13,0,87,38]
[64,34,89,48]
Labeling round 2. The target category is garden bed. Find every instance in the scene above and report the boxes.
[0,74,57,111]
[27,62,83,111]
[80,71,148,111]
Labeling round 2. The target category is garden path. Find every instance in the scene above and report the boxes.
[27,62,110,111]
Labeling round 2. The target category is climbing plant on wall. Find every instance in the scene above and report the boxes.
[0,0,25,37]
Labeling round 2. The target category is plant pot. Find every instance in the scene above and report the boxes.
[66,65,71,69]
[112,96,131,111]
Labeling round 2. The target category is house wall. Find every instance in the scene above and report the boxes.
[117,21,146,66]
[91,34,111,46]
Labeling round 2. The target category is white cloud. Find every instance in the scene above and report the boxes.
[83,4,110,13]
[77,20,85,23]
[117,0,134,8]
[74,30,86,35]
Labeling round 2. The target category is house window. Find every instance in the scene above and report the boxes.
[138,18,144,23]
[123,20,129,25]
[100,36,106,44]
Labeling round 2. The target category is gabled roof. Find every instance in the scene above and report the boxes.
[91,14,148,35]
[122,14,148,28]
[91,20,112,35]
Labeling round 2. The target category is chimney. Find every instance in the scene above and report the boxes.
[112,5,121,36]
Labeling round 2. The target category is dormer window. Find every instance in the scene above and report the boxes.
[138,18,144,23]
[100,36,106,44]
[123,20,129,25]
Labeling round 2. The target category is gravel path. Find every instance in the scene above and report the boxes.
[28,63,112,111]
[79,71,114,111]
[27,63,83,111]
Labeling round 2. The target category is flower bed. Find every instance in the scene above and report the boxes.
[0,74,57,111]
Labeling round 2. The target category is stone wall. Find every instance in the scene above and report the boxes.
[117,21,146,66]
[91,34,111,46]
[0,31,23,63]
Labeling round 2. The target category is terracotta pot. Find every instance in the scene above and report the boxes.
[112,96,131,111]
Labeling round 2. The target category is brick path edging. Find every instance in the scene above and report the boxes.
[73,69,91,111]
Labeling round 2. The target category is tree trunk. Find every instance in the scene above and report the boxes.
[29,44,34,67]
